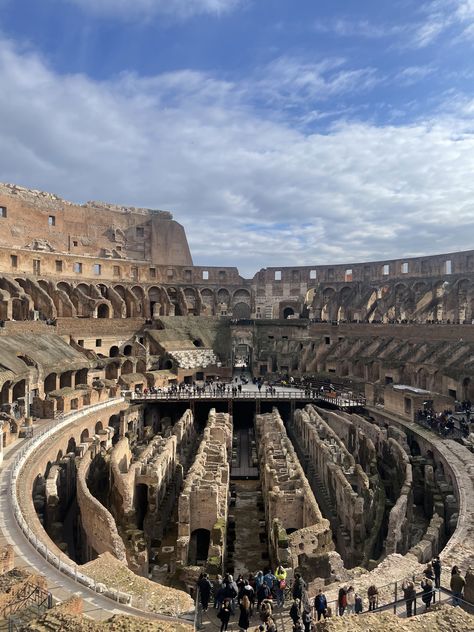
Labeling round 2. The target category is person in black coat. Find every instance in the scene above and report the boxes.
[218,598,232,632]
[198,573,212,611]
[238,595,251,631]
[289,598,301,625]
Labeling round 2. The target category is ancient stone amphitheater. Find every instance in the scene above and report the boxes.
[0,182,473,631]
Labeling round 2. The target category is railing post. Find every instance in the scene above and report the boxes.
[394,581,397,614]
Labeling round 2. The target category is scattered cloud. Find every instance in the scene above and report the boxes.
[1,37,474,276]
[57,0,243,20]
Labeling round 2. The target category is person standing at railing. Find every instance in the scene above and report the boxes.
[402,579,416,617]
[432,556,442,588]
[367,584,378,611]
[421,576,434,610]
[314,589,327,621]
[450,566,466,606]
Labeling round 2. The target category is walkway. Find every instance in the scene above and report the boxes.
[0,404,193,625]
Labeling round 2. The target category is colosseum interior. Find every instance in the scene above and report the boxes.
[0,182,474,631]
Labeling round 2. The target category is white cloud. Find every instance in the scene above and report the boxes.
[1,38,474,276]
[58,0,242,19]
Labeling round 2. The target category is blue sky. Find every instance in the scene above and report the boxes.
[1,0,474,277]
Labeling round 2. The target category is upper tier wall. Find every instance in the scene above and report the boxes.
[0,183,193,267]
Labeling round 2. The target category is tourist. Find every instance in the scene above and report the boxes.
[263,569,276,594]
[421,576,434,610]
[198,573,212,611]
[255,570,264,591]
[354,592,363,614]
[346,585,355,614]
[274,563,287,607]
[256,580,271,608]
[292,621,302,632]
[402,578,416,617]
[214,574,224,610]
[292,573,306,601]
[289,598,300,626]
[301,605,312,632]
[337,585,347,616]
[367,584,378,611]
[450,567,466,606]
[241,580,255,609]
[423,562,435,581]
[432,556,442,588]
[217,598,232,632]
[260,598,273,624]
[314,588,327,621]
[238,595,251,631]
[224,574,238,613]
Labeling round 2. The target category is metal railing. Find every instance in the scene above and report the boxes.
[8,398,141,610]
[127,390,366,408]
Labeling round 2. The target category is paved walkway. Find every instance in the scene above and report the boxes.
[0,412,193,625]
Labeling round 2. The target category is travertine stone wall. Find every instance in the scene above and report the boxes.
[76,438,127,564]
[177,409,232,569]
[255,407,334,575]
[289,405,383,567]
[110,410,196,547]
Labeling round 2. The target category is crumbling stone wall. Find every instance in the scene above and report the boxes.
[255,407,334,576]
[289,405,383,567]
[76,439,127,564]
[109,410,196,567]
[177,408,232,572]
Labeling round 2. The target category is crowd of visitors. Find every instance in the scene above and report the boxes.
[416,404,472,438]
[197,558,468,630]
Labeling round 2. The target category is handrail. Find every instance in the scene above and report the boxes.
[126,390,366,408]
[8,398,149,612]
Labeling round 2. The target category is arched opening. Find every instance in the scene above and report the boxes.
[123,344,133,356]
[135,483,148,530]
[109,346,120,358]
[233,302,251,320]
[97,303,110,319]
[162,359,173,371]
[193,338,204,348]
[95,420,103,434]
[136,359,146,374]
[60,371,73,388]
[109,414,121,444]
[283,307,295,319]
[189,528,211,565]
[76,368,88,386]
[12,379,26,402]
[80,428,89,443]
[55,449,64,463]
[105,362,119,380]
[121,360,134,375]
[1,381,11,405]
[44,373,57,394]
[66,437,76,455]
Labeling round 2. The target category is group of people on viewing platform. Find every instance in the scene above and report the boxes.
[197,558,468,630]
[416,401,472,438]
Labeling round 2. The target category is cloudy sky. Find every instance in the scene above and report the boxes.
[1,0,474,277]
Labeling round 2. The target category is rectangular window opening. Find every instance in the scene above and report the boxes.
[96,339,102,347]
[401,262,409,274]
[382,264,390,276]
[55,260,63,272]
[310,269,317,280]
[344,268,353,282]
[33,259,41,274]
[0,206,7,218]
[48,215,56,226]
[136,226,144,238]
[202,270,209,280]
[274,270,282,281]
[445,260,452,275]
[74,262,82,274]
[11,255,18,269]
[113,266,121,277]
[93,264,101,275]
[149,268,156,279]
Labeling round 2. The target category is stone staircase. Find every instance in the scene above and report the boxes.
[169,348,217,369]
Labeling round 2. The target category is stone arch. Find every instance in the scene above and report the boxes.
[95,420,103,434]
[105,362,119,380]
[76,368,88,385]
[233,302,251,319]
[80,428,89,443]
[66,437,76,454]
[131,286,145,316]
[183,287,198,315]
[44,373,57,394]
[109,346,120,358]
[148,286,164,317]
[96,303,110,319]
[136,359,147,374]
[12,379,26,402]
[77,283,91,295]
[189,528,211,564]
[217,288,230,306]
[123,344,133,356]
[121,359,134,375]
[283,306,295,319]
[200,288,215,315]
